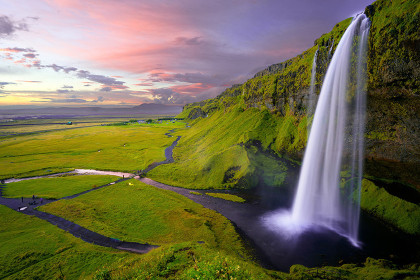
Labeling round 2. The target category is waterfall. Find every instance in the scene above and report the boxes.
[307,48,318,118]
[263,13,370,247]
[291,13,370,246]
[328,39,335,59]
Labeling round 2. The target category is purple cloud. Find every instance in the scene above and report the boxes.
[23,53,37,58]
[57,89,71,93]
[0,81,16,88]
[36,98,89,103]
[174,36,203,46]
[0,16,28,37]
[150,88,198,105]
[46,64,78,73]
[100,86,112,92]
[77,70,126,89]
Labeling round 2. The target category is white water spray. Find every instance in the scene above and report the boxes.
[265,14,370,247]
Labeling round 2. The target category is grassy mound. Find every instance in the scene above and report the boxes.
[0,205,133,279]
[3,175,119,199]
[206,193,245,203]
[92,243,419,280]
[91,242,286,280]
[39,179,248,257]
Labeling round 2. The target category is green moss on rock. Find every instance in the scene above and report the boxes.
[361,179,420,235]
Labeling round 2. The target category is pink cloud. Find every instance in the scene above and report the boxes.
[170,83,212,95]
[134,82,154,87]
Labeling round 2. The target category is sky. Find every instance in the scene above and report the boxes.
[0,0,373,108]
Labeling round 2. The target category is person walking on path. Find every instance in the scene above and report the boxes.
[32,194,35,201]
[40,197,43,204]
[21,197,23,203]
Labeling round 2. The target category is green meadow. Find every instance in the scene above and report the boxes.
[206,193,246,203]
[3,175,119,199]
[0,117,134,138]
[39,179,247,255]
[0,121,184,180]
[0,205,134,279]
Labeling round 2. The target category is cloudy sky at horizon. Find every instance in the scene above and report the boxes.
[0,0,373,107]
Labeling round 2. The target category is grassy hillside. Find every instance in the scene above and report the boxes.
[149,105,300,189]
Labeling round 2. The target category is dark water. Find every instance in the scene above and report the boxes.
[242,174,419,271]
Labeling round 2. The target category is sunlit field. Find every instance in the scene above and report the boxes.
[3,175,119,199]
[0,119,185,180]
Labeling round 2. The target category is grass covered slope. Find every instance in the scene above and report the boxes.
[39,179,248,257]
[91,242,287,280]
[360,179,420,235]
[92,243,419,279]
[3,175,119,199]
[206,193,246,203]
[0,205,133,279]
[148,105,301,189]
[0,123,182,179]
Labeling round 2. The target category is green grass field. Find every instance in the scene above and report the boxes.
[3,175,120,199]
[39,179,248,256]
[206,193,246,203]
[0,117,138,139]
[0,121,184,180]
[148,105,299,189]
[0,205,135,280]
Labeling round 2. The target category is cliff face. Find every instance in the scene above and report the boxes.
[363,0,420,185]
[181,0,419,186]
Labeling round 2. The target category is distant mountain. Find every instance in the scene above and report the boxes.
[131,103,183,114]
[0,103,183,118]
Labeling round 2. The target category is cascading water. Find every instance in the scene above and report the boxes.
[328,39,335,59]
[292,13,370,246]
[264,13,370,247]
[307,48,318,119]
